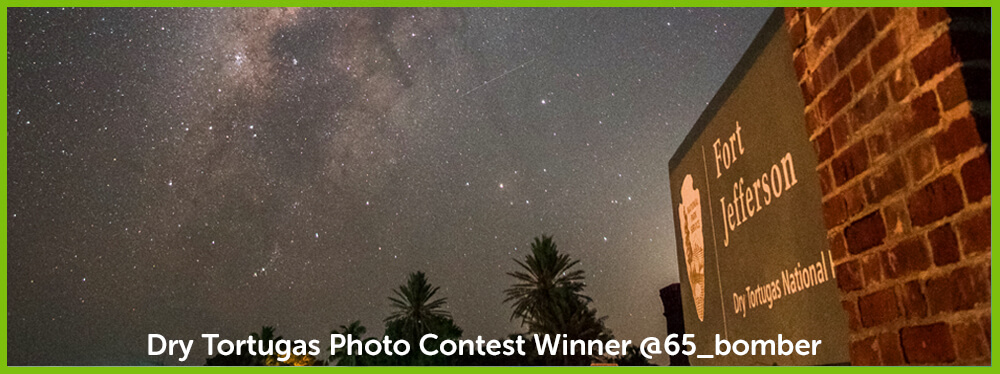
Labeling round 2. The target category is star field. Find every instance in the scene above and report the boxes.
[8,8,771,365]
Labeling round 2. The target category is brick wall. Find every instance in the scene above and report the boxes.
[783,7,990,365]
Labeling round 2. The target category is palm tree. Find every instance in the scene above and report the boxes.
[329,320,367,366]
[385,271,451,342]
[504,235,590,328]
[505,235,612,365]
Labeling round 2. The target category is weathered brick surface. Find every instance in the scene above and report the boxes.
[881,238,930,279]
[937,69,968,110]
[916,8,949,29]
[850,336,880,365]
[904,140,936,184]
[834,15,876,70]
[821,77,853,120]
[933,116,980,164]
[814,127,835,162]
[878,331,906,365]
[861,254,883,287]
[927,224,959,266]
[870,29,899,73]
[951,322,990,361]
[907,175,964,227]
[911,34,959,84]
[925,264,990,314]
[836,260,864,291]
[859,288,900,327]
[864,159,906,204]
[832,141,869,185]
[899,280,927,319]
[956,208,990,255]
[849,57,873,92]
[785,7,990,365]
[844,211,886,254]
[901,323,956,363]
[960,153,989,203]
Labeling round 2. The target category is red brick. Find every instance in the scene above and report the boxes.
[900,280,927,319]
[881,237,930,279]
[910,91,942,132]
[851,336,880,365]
[905,140,937,183]
[861,254,882,287]
[819,164,835,197]
[832,141,869,185]
[907,174,964,227]
[980,315,990,348]
[888,93,940,147]
[937,68,969,110]
[835,15,876,70]
[836,259,864,292]
[863,158,905,205]
[821,77,853,120]
[881,199,911,239]
[852,87,888,128]
[807,7,825,27]
[956,208,990,255]
[800,79,817,107]
[866,131,888,161]
[788,17,807,49]
[926,265,990,314]
[952,322,989,361]
[901,322,956,363]
[793,50,809,81]
[824,195,848,229]
[845,210,886,254]
[843,299,861,331]
[811,52,840,93]
[888,65,917,102]
[872,7,895,31]
[813,14,838,49]
[804,107,822,135]
[830,231,848,261]
[928,224,959,266]
[859,288,900,327]
[917,7,950,29]
[813,127,834,162]
[934,116,980,164]
[833,7,858,30]
[912,33,959,84]
[878,331,906,365]
[870,29,900,74]
[849,56,873,91]
[843,183,867,218]
[830,114,852,150]
[960,152,990,203]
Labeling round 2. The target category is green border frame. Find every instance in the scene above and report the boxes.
[1,2,995,369]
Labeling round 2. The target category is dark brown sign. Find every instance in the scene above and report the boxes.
[668,9,850,365]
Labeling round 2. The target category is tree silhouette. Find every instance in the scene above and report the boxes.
[329,320,368,366]
[385,271,452,342]
[504,235,610,365]
[504,235,590,327]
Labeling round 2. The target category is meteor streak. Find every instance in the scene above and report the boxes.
[459,58,536,98]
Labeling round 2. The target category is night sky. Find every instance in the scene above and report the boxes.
[8,8,771,365]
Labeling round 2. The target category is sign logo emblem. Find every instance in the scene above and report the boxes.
[678,174,706,321]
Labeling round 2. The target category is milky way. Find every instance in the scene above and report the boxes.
[8,8,771,365]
